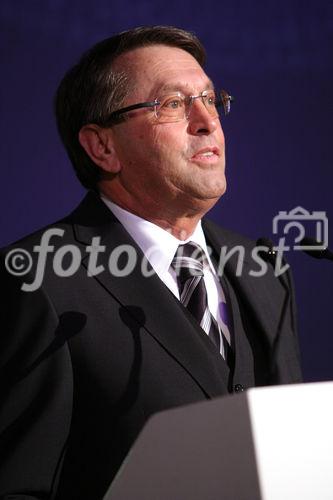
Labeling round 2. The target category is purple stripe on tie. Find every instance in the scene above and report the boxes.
[219,301,230,330]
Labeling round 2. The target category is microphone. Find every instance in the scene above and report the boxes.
[256,238,292,385]
[299,237,333,262]
[256,237,278,266]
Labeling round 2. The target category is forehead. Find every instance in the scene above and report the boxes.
[113,45,212,97]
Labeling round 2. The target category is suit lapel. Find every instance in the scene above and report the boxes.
[203,219,285,351]
[69,192,229,398]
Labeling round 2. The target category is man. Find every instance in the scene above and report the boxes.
[0,26,302,499]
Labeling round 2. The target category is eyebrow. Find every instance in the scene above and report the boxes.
[152,78,215,96]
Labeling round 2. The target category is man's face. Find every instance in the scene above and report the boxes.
[107,45,227,219]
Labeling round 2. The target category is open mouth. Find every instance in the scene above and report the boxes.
[191,146,220,162]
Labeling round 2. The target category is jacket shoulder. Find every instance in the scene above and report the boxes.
[0,191,104,254]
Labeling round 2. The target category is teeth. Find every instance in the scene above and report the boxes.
[201,151,214,157]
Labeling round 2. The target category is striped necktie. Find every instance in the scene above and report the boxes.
[171,241,231,360]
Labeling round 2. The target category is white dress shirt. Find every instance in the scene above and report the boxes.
[101,195,231,344]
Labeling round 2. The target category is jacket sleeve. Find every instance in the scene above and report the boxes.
[0,253,73,499]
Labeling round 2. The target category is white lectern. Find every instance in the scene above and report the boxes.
[104,382,333,500]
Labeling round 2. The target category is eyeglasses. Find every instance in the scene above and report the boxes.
[103,89,234,125]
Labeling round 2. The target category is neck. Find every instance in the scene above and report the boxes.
[99,188,212,241]
[143,214,202,240]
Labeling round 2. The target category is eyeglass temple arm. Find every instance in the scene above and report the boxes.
[108,100,159,119]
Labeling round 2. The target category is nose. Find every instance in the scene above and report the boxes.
[187,97,219,136]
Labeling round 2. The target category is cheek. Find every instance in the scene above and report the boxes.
[152,125,188,159]
[116,122,188,166]
[216,122,225,144]
[116,129,152,163]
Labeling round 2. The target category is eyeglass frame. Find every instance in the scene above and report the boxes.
[102,89,234,126]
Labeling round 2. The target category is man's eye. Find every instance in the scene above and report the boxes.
[163,98,183,109]
[206,95,216,106]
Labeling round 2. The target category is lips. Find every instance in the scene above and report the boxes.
[191,146,220,160]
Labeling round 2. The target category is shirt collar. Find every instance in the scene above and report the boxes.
[100,195,216,276]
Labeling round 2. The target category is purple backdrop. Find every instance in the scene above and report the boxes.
[1,1,332,381]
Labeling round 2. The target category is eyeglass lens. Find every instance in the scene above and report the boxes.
[155,90,231,122]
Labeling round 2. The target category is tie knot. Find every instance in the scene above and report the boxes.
[171,242,206,282]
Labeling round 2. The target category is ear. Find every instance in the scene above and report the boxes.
[78,124,121,174]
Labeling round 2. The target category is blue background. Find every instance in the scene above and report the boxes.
[1,1,332,381]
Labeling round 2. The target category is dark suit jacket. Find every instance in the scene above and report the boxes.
[0,191,302,500]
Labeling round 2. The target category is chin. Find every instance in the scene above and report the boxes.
[204,176,227,199]
[193,184,227,207]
